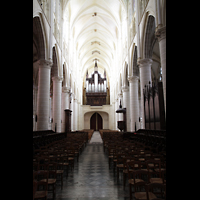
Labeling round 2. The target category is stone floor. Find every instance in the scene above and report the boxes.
[47,131,130,200]
[89,131,103,144]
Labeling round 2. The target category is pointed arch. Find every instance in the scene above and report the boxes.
[144,15,156,59]
[122,61,129,87]
[52,45,61,77]
[63,62,70,88]
[132,46,139,76]
[52,46,58,77]
[33,16,46,60]
[62,63,66,87]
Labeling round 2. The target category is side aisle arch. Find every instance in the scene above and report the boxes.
[122,62,129,87]
[52,45,61,77]
[33,12,48,60]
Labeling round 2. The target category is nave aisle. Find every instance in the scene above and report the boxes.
[49,142,129,199]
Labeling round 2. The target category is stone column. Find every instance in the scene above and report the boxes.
[77,100,80,130]
[70,93,74,131]
[115,98,118,130]
[128,76,139,132]
[37,59,52,131]
[122,86,130,131]
[61,86,70,132]
[74,98,78,130]
[155,26,166,115]
[52,76,63,132]
[138,58,152,129]
[72,96,76,131]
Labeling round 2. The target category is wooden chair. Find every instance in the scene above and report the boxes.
[127,167,149,199]
[116,153,126,180]
[43,163,57,200]
[124,160,141,189]
[133,181,162,200]
[59,154,69,178]
[107,145,116,169]
[146,183,166,200]
[133,181,149,200]
[33,171,49,200]
[56,162,64,189]
[65,147,75,171]
[147,160,164,184]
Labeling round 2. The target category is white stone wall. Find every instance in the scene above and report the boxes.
[33,0,165,131]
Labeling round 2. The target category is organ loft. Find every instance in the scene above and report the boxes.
[84,58,109,106]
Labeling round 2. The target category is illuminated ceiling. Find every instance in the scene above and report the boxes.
[64,0,127,78]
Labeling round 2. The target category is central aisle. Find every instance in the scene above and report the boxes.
[89,131,103,143]
[53,139,129,199]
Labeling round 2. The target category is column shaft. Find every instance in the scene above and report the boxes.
[128,76,139,132]
[37,60,52,131]
[52,76,62,132]
[138,58,152,129]
[70,94,74,131]
[61,87,70,132]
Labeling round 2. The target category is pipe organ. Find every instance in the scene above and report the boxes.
[85,60,107,106]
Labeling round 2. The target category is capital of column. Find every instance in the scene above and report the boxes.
[52,76,63,82]
[118,93,123,98]
[38,59,53,69]
[122,86,129,93]
[138,58,153,68]
[155,26,166,42]
[62,86,71,93]
[128,75,139,83]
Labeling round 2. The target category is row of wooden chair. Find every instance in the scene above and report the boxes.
[33,132,89,200]
[129,181,166,200]
[102,131,166,200]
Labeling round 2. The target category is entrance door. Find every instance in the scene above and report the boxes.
[90,112,103,131]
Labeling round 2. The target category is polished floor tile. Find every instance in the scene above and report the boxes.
[47,133,130,200]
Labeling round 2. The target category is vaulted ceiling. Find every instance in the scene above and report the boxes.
[64,0,127,79]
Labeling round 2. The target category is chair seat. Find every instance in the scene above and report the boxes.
[108,155,113,158]
[138,158,145,162]
[155,168,165,172]
[135,192,156,200]
[41,178,56,184]
[148,164,154,168]
[141,168,153,173]
[128,178,144,185]
[56,170,64,174]
[34,191,48,199]
[123,169,134,173]
[150,178,163,183]
[117,164,124,168]
[61,162,69,166]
